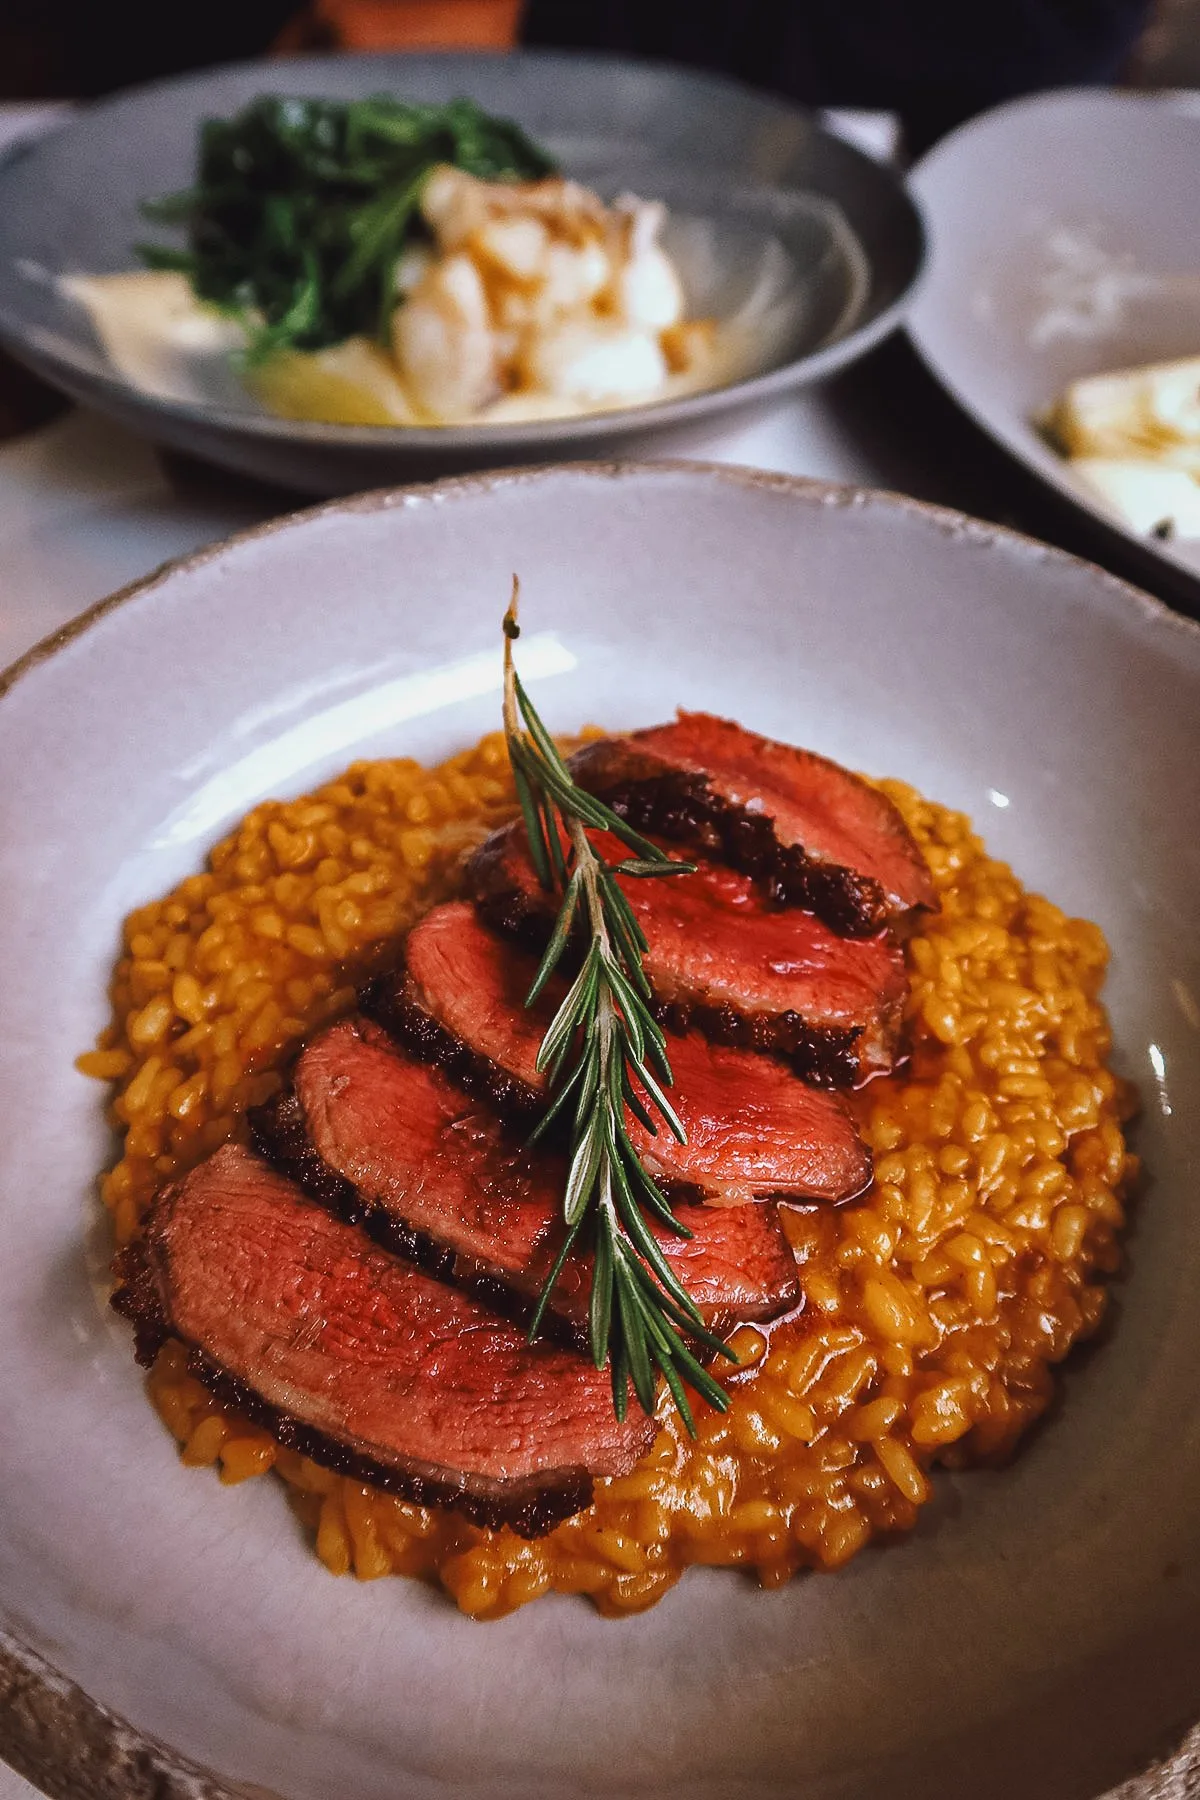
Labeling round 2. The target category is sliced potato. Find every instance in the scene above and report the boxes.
[245,337,417,426]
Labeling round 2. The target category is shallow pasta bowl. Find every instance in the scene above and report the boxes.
[0,52,923,494]
[1,462,1199,1800]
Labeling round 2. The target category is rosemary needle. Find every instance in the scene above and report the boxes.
[501,588,735,1431]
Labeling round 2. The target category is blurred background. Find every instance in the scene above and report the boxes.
[1,0,1197,154]
[0,0,1197,607]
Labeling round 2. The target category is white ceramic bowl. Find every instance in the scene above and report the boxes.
[908,87,1200,594]
[1,463,1198,1800]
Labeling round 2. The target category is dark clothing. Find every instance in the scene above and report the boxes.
[521,0,1154,150]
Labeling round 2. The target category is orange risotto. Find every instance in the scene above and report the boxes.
[80,733,1137,1619]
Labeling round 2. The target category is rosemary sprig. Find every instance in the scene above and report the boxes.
[502,592,735,1431]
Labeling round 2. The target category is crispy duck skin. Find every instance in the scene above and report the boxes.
[566,713,935,937]
[251,1017,802,1340]
[467,825,908,1083]
[111,1145,657,1536]
[365,902,872,1205]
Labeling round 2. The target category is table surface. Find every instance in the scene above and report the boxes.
[0,91,1195,1800]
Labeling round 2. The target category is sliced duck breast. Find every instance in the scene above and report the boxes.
[366,903,871,1204]
[567,713,934,936]
[468,826,908,1083]
[111,1144,656,1536]
[252,1016,802,1339]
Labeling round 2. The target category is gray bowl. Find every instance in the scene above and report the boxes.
[0,52,925,494]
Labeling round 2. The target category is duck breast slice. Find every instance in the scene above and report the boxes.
[111,1144,656,1537]
[567,713,934,936]
[367,902,871,1205]
[252,1016,802,1339]
[468,824,908,1083]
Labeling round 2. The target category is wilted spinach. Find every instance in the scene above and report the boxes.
[138,94,556,359]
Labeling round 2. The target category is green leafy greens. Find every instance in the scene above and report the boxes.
[502,592,735,1431]
[138,94,557,360]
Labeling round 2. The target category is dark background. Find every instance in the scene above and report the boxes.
[0,0,1197,611]
[0,0,1181,153]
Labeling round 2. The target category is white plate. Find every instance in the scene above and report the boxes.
[908,88,1200,588]
[1,463,1198,1800]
